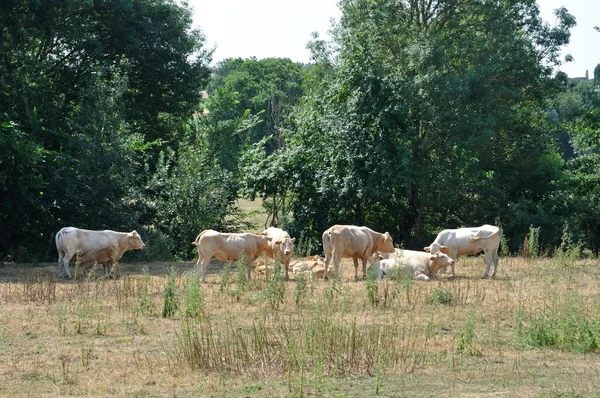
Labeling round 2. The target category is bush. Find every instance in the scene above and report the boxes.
[426,289,455,306]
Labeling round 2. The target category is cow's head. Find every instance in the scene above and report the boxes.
[128,230,146,249]
[424,242,448,255]
[274,237,295,256]
[428,252,454,276]
[380,232,395,253]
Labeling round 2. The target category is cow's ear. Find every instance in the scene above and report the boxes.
[291,238,296,243]
[429,255,437,261]
[424,246,431,252]
[378,255,384,260]
[440,246,449,254]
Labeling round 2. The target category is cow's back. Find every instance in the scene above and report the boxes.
[330,225,372,257]
[199,231,267,261]
[57,227,119,253]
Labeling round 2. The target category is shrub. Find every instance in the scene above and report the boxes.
[162,267,179,318]
[426,289,455,306]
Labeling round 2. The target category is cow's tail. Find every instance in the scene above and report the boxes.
[192,230,209,245]
[55,227,69,254]
[55,229,63,253]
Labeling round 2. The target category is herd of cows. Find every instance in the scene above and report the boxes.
[54,224,501,282]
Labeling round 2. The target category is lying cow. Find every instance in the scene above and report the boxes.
[262,227,295,280]
[373,249,455,281]
[79,246,121,278]
[322,225,395,280]
[291,255,331,279]
[424,224,500,278]
[56,227,146,279]
[192,229,272,283]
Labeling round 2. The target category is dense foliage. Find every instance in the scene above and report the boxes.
[1,0,598,261]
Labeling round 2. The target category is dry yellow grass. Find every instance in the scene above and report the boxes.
[0,255,599,397]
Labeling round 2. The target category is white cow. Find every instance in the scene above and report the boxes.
[262,227,295,280]
[192,229,272,283]
[55,227,146,279]
[291,255,331,279]
[373,249,455,281]
[322,225,395,280]
[424,224,500,278]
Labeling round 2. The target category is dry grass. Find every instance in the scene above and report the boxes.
[0,255,599,397]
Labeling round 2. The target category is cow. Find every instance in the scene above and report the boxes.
[291,255,331,278]
[262,227,295,280]
[192,229,272,283]
[79,246,121,278]
[373,249,455,281]
[56,227,146,279]
[322,225,395,280]
[424,224,501,278]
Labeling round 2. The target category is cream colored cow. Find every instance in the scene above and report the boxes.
[56,227,145,279]
[373,249,455,281]
[322,225,394,280]
[192,229,272,283]
[262,227,295,280]
[424,224,500,278]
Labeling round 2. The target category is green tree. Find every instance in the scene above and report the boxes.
[246,0,576,252]
[208,57,304,152]
[0,0,211,260]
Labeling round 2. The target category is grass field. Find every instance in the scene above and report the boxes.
[1,254,600,397]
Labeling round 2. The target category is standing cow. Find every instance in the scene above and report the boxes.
[56,227,146,279]
[192,229,272,283]
[424,224,500,278]
[373,249,455,281]
[262,227,295,280]
[322,225,395,280]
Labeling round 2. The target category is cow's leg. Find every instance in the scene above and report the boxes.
[352,258,359,281]
[333,254,342,280]
[61,251,76,279]
[199,257,210,284]
[449,250,458,277]
[482,250,494,278]
[323,252,332,280]
[491,249,499,277]
[246,259,253,281]
[414,273,431,281]
[284,258,290,281]
[361,257,368,280]
[57,250,65,278]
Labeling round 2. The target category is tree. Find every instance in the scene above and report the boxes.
[0,0,211,260]
[208,58,304,152]
[594,64,600,81]
[246,0,576,252]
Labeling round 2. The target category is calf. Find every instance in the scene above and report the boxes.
[424,224,500,278]
[322,225,394,280]
[192,229,272,283]
[373,249,455,281]
[291,255,331,278]
[79,246,121,278]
